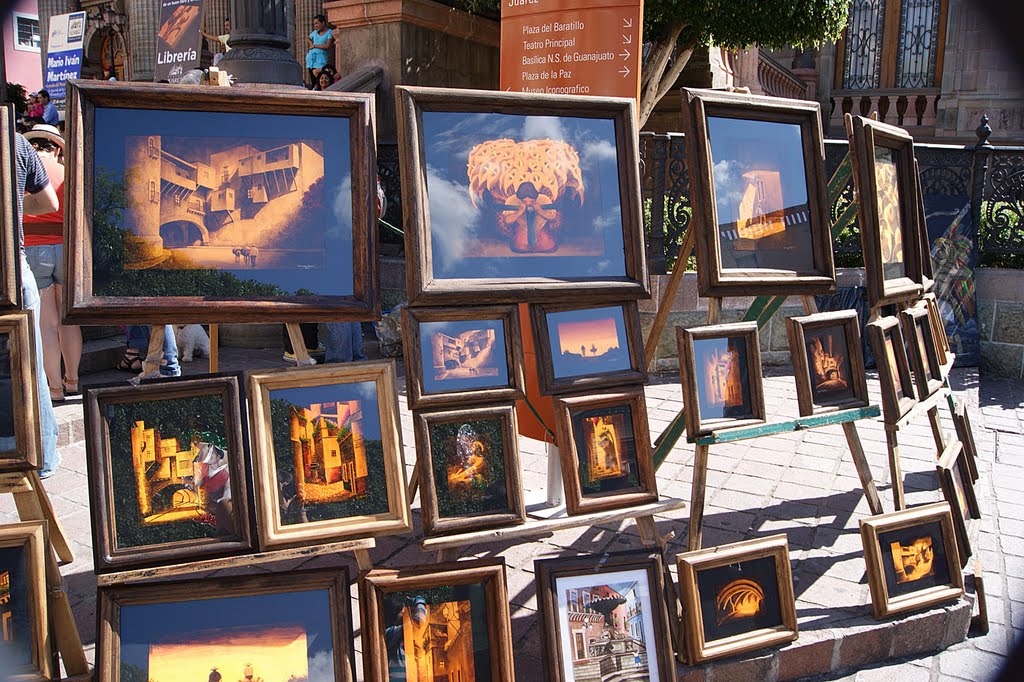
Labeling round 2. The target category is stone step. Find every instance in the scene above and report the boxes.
[79,335,127,376]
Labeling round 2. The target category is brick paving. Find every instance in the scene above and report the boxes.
[4,353,1021,680]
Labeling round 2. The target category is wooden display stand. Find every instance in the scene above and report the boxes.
[0,470,88,678]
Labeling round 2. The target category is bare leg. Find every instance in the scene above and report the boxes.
[35,285,62,397]
[53,285,82,389]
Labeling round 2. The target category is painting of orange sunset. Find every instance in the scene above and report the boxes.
[148,624,309,680]
[547,306,631,379]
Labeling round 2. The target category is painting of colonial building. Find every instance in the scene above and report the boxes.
[398,599,476,682]
[564,582,650,681]
[430,327,499,381]
[130,420,204,525]
[288,401,368,505]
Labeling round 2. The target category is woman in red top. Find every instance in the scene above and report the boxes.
[23,124,81,402]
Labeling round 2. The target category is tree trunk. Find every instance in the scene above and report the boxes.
[639,28,698,128]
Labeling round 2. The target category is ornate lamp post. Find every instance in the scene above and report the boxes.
[217,0,303,86]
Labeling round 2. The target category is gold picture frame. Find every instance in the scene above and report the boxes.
[0,520,50,680]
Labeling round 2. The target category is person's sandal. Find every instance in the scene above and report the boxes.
[116,349,143,372]
[63,378,80,396]
[49,386,65,403]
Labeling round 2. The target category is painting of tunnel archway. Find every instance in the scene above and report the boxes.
[66,82,377,322]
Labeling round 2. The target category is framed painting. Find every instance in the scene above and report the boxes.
[937,439,980,568]
[396,85,648,305]
[680,88,835,297]
[402,305,525,409]
[360,558,515,681]
[554,389,659,515]
[536,550,677,682]
[531,300,646,395]
[0,105,20,309]
[84,374,253,572]
[0,521,50,681]
[675,534,797,663]
[65,81,378,324]
[900,306,944,401]
[915,158,935,293]
[847,114,924,307]
[247,361,410,548]
[96,569,354,682]
[677,322,766,436]
[860,502,963,619]
[920,292,951,369]
[413,403,525,536]
[786,309,869,416]
[866,316,918,424]
[0,312,41,472]
[952,397,980,483]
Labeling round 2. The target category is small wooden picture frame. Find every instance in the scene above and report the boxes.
[360,558,515,682]
[677,321,766,436]
[0,521,50,680]
[952,397,980,483]
[96,568,355,681]
[246,360,410,549]
[0,311,41,472]
[900,305,944,401]
[531,300,647,395]
[867,316,918,424]
[937,439,980,568]
[786,309,870,416]
[915,158,936,293]
[84,375,253,572]
[675,534,798,663]
[921,292,951,370]
[401,305,526,409]
[681,88,835,298]
[846,114,924,307]
[554,388,659,515]
[0,105,20,309]
[413,402,525,536]
[859,501,964,619]
[536,549,678,682]
[396,85,649,305]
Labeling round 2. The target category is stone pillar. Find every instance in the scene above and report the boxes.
[127,0,161,81]
[292,0,325,69]
[202,0,232,59]
[218,0,303,85]
[37,0,73,87]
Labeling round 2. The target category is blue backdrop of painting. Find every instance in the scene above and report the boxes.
[923,195,979,366]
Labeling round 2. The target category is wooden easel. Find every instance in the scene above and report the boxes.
[0,470,88,678]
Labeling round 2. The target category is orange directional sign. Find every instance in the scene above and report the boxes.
[500,0,643,103]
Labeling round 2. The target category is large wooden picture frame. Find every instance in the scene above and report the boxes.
[0,104,20,309]
[900,305,944,401]
[681,88,835,297]
[0,521,50,680]
[915,158,935,293]
[847,114,924,307]
[786,309,870,416]
[860,502,963,619]
[414,402,525,536]
[531,300,647,395]
[65,81,378,323]
[536,550,677,682]
[0,311,41,472]
[247,360,410,548]
[866,316,918,424]
[937,439,979,568]
[396,85,649,305]
[677,321,766,436]
[85,375,253,572]
[675,534,798,663]
[360,559,515,681]
[554,388,659,515]
[96,569,355,682]
[402,305,526,409]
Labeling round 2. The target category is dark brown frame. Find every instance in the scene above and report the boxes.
[84,374,253,572]
[536,549,677,682]
[396,85,649,305]
[0,311,41,471]
[96,568,355,682]
[554,388,659,515]
[0,104,20,308]
[677,321,766,436]
[915,158,935,293]
[413,402,525,536]
[952,397,980,483]
[937,439,979,568]
[847,114,924,307]
[786,309,870,416]
[867,316,918,424]
[859,501,963,619]
[681,88,835,297]
[900,305,944,401]
[64,80,379,323]
[360,558,514,682]
[531,300,647,395]
[675,534,798,663]
[402,304,526,409]
[921,292,951,369]
[0,521,50,681]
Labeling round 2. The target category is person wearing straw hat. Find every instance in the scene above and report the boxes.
[23,124,82,404]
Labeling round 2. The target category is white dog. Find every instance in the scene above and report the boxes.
[173,324,211,363]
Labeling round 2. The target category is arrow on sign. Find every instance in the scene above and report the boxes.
[620,49,631,60]
[620,66,630,77]
[623,34,632,44]
[623,17,633,28]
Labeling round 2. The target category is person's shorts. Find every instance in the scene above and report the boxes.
[25,244,63,289]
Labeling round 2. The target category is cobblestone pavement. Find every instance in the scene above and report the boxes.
[3,355,1021,680]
